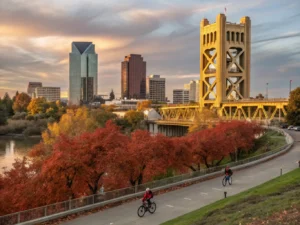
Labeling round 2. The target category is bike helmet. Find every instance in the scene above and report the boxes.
[146,188,150,191]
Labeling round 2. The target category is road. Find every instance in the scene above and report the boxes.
[62,130,300,225]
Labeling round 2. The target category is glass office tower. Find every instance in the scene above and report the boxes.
[69,42,98,105]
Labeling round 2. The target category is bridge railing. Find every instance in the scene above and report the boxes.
[0,127,293,225]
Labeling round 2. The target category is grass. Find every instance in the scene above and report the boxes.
[161,168,300,225]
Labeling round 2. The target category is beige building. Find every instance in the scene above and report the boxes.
[27,82,42,97]
[34,87,61,102]
[173,89,189,104]
[200,14,251,109]
[146,75,166,102]
[184,80,199,102]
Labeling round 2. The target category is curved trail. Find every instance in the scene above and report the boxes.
[62,131,300,225]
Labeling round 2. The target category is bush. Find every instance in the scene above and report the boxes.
[23,126,42,136]
[12,112,27,120]
[26,115,34,121]
[47,117,56,124]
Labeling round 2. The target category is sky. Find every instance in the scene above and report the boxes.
[0,0,300,100]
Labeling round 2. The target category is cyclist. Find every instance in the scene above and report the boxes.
[142,188,153,207]
[224,166,233,181]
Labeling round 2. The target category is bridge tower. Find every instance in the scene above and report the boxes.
[200,14,251,110]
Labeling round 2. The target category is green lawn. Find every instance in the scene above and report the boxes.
[161,168,300,225]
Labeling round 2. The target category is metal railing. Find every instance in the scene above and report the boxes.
[0,127,293,225]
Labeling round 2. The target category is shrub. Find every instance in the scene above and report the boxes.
[23,126,42,136]
[26,115,34,121]
[12,112,27,120]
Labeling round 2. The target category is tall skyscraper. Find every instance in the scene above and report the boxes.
[146,75,166,102]
[69,42,98,105]
[184,80,199,102]
[173,89,189,104]
[121,54,146,99]
[27,82,42,97]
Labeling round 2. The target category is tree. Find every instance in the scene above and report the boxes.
[27,97,48,115]
[13,93,31,112]
[286,87,300,125]
[12,91,19,102]
[255,93,264,99]
[188,108,219,133]
[137,100,152,111]
[124,110,144,130]
[0,103,8,125]
[109,89,115,100]
[2,93,13,116]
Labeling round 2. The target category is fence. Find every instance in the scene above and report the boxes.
[0,127,293,225]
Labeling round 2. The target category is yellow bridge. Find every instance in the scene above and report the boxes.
[154,14,289,129]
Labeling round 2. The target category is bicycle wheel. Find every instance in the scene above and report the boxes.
[149,202,156,214]
[137,205,146,217]
[228,176,232,185]
[222,177,227,186]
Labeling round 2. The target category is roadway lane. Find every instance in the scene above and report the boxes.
[62,130,300,225]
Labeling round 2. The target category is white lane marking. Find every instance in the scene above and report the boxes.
[213,188,222,191]
[184,198,192,200]
[166,205,174,208]
[201,192,208,195]
[110,223,114,225]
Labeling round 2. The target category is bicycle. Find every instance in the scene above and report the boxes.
[137,201,156,217]
[222,175,232,186]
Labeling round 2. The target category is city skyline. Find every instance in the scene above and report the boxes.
[0,0,300,100]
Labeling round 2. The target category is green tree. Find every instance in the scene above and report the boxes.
[13,93,31,112]
[2,93,13,116]
[109,89,115,100]
[0,103,8,125]
[286,87,300,125]
[12,91,19,102]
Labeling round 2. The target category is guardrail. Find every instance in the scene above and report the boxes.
[0,127,294,225]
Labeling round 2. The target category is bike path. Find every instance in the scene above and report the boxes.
[62,131,300,225]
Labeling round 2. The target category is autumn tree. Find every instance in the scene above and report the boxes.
[137,100,152,111]
[124,110,144,130]
[189,108,219,133]
[27,97,48,115]
[13,93,31,112]
[286,87,300,125]
[255,93,264,99]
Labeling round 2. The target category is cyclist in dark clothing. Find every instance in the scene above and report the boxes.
[224,166,233,181]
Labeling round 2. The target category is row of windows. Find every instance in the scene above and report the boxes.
[203,32,217,45]
[227,31,244,42]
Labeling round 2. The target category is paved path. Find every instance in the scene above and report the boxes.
[62,131,300,225]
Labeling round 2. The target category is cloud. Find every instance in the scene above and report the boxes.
[0,0,300,100]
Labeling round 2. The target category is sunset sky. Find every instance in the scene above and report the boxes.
[0,0,299,100]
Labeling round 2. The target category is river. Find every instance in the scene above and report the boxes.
[0,137,41,172]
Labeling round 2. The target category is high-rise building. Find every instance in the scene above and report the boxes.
[184,80,199,102]
[27,82,42,97]
[69,42,98,105]
[146,75,166,102]
[121,54,146,99]
[173,89,189,104]
[34,87,60,102]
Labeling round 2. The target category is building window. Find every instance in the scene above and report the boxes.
[241,33,244,42]
[227,31,230,41]
[236,32,240,42]
[231,32,234,41]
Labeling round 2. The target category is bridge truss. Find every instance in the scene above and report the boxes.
[160,99,288,123]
